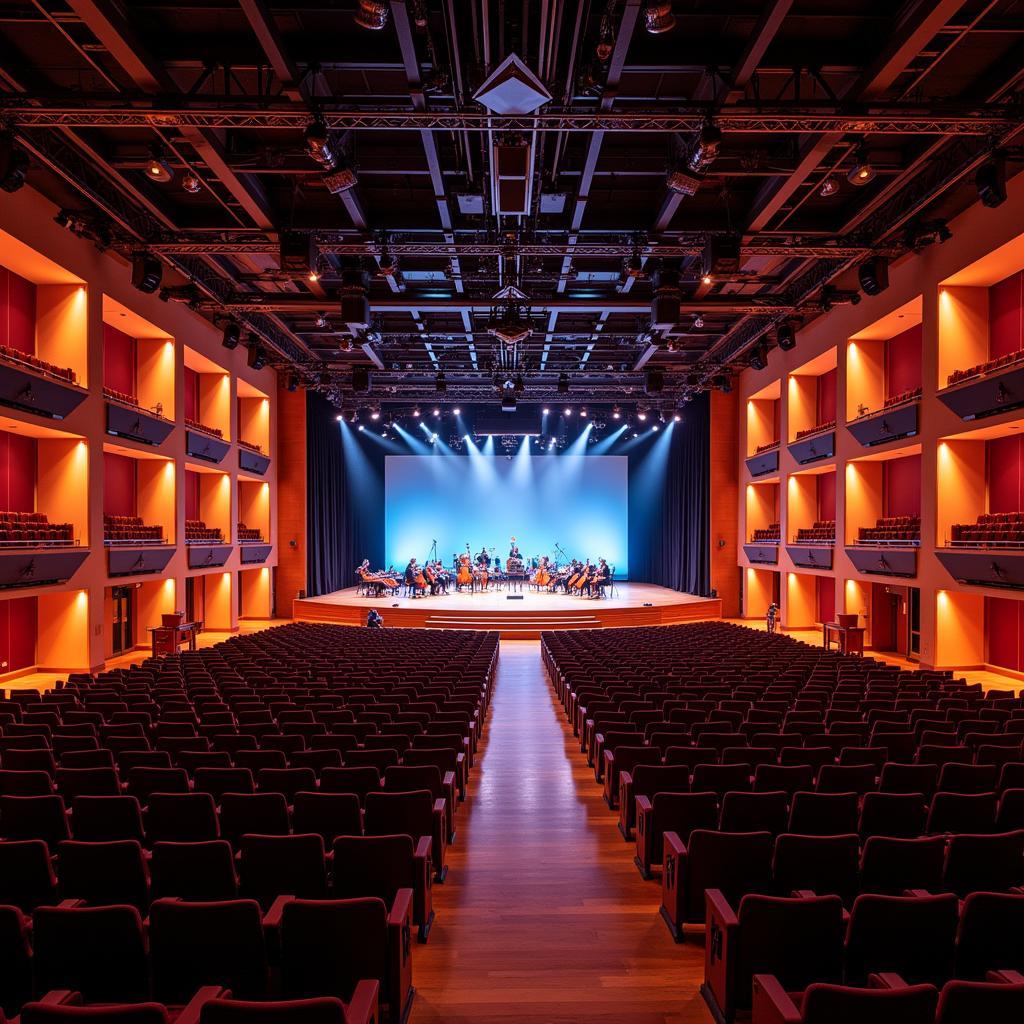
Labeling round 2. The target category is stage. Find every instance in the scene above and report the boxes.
[293,583,721,638]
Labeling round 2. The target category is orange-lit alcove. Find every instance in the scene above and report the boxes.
[844,446,922,551]
[0,228,89,391]
[746,380,779,456]
[102,297,175,420]
[744,566,779,618]
[184,465,232,542]
[237,380,270,454]
[183,346,231,439]
[786,466,836,544]
[238,478,270,542]
[787,349,836,442]
[104,443,176,547]
[239,566,272,619]
[745,479,779,543]
[846,298,923,420]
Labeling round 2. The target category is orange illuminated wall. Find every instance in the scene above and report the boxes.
[847,339,886,419]
[199,371,231,438]
[746,397,778,453]
[238,479,270,538]
[746,482,778,537]
[885,324,922,397]
[0,596,37,674]
[190,471,231,538]
[0,265,36,354]
[786,572,816,628]
[240,566,271,619]
[788,374,818,439]
[205,572,233,631]
[787,474,817,537]
[103,323,137,397]
[277,387,307,612]
[136,338,174,416]
[844,579,871,632]
[844,461,883,543]
[238,395,270,452]
[36,590,89,671]
[710,388,739,616]
[36,438,89,545]
[935,590,984,669]
[137,458,175,543]
[938,287,988,388]
[936,440,985,546]
[36,284,88,386]
[745,567,776,618]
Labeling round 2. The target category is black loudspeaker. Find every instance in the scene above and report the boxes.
[246,345,267,371]
[650,267,680,330]
[703,234,741,277]
[340,269,370,328]
[280,232,315,275]
[352,365,370,392]
[976,155,1006,209]
[858,256,889,296]
[131,253,163,294]
[645,368,664,394]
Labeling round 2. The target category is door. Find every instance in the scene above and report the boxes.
[111,587,134,656]
[908,587,921,660]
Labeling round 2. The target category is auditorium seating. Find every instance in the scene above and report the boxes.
[795,419,836,441]
[0,510,75,546]
[0,343,77,384]
[185,520,225,543]
[751,523,781,543]
[949,511,1024,548]
[238,523,265,542]
[185,418,224,439]
[238,439,264,454]
[543,621,1024,1018]
[794,520,836,544]
[856,515,921,544]
[947,349,1024,386]
[103,515,165,544]
[883,386,923,409]
[0,623,496,1023]
[754,440,779,455]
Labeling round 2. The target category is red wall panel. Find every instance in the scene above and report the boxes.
[818,472,836,523]
[817,369,837,425]
[0,266,36,356]
[883,454,921,518]
[185,470,199,522]
[103,324,137,397]
[990,270,1023,359]
[816,577,835,625]
[103,452,137,517]
[986,595,1024,672]
[0,596,38,672]
[184,367,199,422]
[0,429,36,513]
[885,324,923,397]
[988,435,1024,514]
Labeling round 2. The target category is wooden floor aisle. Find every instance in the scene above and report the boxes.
[412,640,710,1023]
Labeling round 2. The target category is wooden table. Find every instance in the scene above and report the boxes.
[823,621,865,655]
[149,620,203,656]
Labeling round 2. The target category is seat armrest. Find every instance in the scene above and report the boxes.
[386,887,414,1022]
[706,888,741,1024]
[903,889,932,898]
[262,894,295,930]
[868,973,912,990]
[33,991,80,1007]
[988,970,1024,984]
[346,979,381,1024]
[57,899,85,909]
[661,831,690,938]
[636,794,653,814]
[389,887,414,930]
[175,986,230,1024]
[751,974,802,1024]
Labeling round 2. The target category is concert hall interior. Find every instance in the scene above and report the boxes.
[3,2,1024,1023]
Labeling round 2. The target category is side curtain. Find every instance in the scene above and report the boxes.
[305,393,347,597]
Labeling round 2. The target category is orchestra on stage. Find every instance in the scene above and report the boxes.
[356,537,614,600]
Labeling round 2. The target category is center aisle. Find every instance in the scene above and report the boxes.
[413,639,711,1023]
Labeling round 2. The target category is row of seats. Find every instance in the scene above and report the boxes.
[883,386,923,408]
[238,523,264,542]
[795,419,836,440]
[0,509,74,546]
[950,510,1024,547]
[795,520,836,544]
[238,439,263,453]
[857,514,921,544]
[751,522,781,543]
[0,623,498,1023]
[104,514,165,544]
[947,348,1024,386]
[754,440,779,454]
[186,519,225,543]
[186,417,224,438]
[0,343,77,384]
[542,622,1022,1024]
[103,386,140,409]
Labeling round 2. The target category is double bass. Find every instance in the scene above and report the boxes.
[532,557,551,588]
[456,543,473,588]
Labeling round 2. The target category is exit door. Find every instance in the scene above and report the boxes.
[111,587,134,656]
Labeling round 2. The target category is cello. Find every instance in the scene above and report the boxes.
[456,543,473,589]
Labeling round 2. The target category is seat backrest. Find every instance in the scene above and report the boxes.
[935,979,1024,1024]
[197,996,348,1024]
[735,894,845,1011]
[927,790,998,834]
[332,834,415,905]
[56,839,149,909]
[149,897,269,1003]
[33,903,148,1003]
[239,833,328,907]
[631,764,692,800]
[719,790,789,836]
[652,791,719,842]
[0,838,56,912]
[944,830,1024,896]
[363,789,433,840]
[860,834,946,894]
[0,794,70,845]
[319,767,382,804]
[858,791,928,839]
[772,833,860,906]
[146,792,219,843]
[20,1001,171,1024]
[218,792,290,845]
[954,891,1024,981]
[845,893,959,987]
[193,767,256,801]
[799,981,938,1024]
[384,765,443,799]
[684,830,772,921]
[149,840,239,901]
[691,763,751,794]
[71,795,144,843]
[754,764,815,796]
[291,792,362,843]
[280,897,388,1003]
[0,904,31,1017]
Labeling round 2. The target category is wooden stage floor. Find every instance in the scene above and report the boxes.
[293,582,721,636]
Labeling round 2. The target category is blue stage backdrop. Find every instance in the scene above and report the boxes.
[384,454,628,575]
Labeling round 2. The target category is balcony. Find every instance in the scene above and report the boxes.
[105,391,174,447]
[238,440,271,476]
[848,391,920,448]
[745,442,779,478]
[787,422,835,465]
[104,515,173,577]
[939,353,1024,421]
[185,420,230,464]
[0,349,87,420]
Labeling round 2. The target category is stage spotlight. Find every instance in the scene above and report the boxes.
[564,407,572,416]
[673,413,682,422]
[358,424,364,432]
[246,344,267,371]
[286,372,299,393]
[612,405,621,420]
[370,408,380,421]
[701,273,712,286]
[711,373,732,393]
[346,408,358,424]
[847,146,876,186]
[643,1,675,34]
[335,414,342,422]
[665,164,702,197]
[130,252,162,294]
[221,320,241,350]
[858,256,890,296]
[652,424,659,432]
[580,406,588,418]
[314,313,328,328]
[975,153,1007,208]
[777,321,797,351]
[542,407,550,415]
[304,119,334,165]
[145,143,174,183]
[432,407,440,417]
[435,371,446,393]
[637,409,647,422]
[0,134,29,193]
[453,406,461,415]
[354,0,389,29]
[413,406,421,418]
[819,176,839,198]
[748,342,768,371]
[557,373,569,393]
[181,171,202,194]
[689,122,722,173]
[693,313,705,329]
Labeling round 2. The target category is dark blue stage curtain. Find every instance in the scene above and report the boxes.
[628,391,711,594]
[305,393,349,597]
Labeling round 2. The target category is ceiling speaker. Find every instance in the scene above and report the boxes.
[131,253,162,294]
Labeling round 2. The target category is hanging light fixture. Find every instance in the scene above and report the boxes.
[643,2,676,34]
[354,0,389,30]
[847,145,876,186]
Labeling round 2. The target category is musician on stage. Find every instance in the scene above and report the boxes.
[587,558,610,598]
[509,540,522,561]
[405,558,425,598]
[476,546,490,568]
